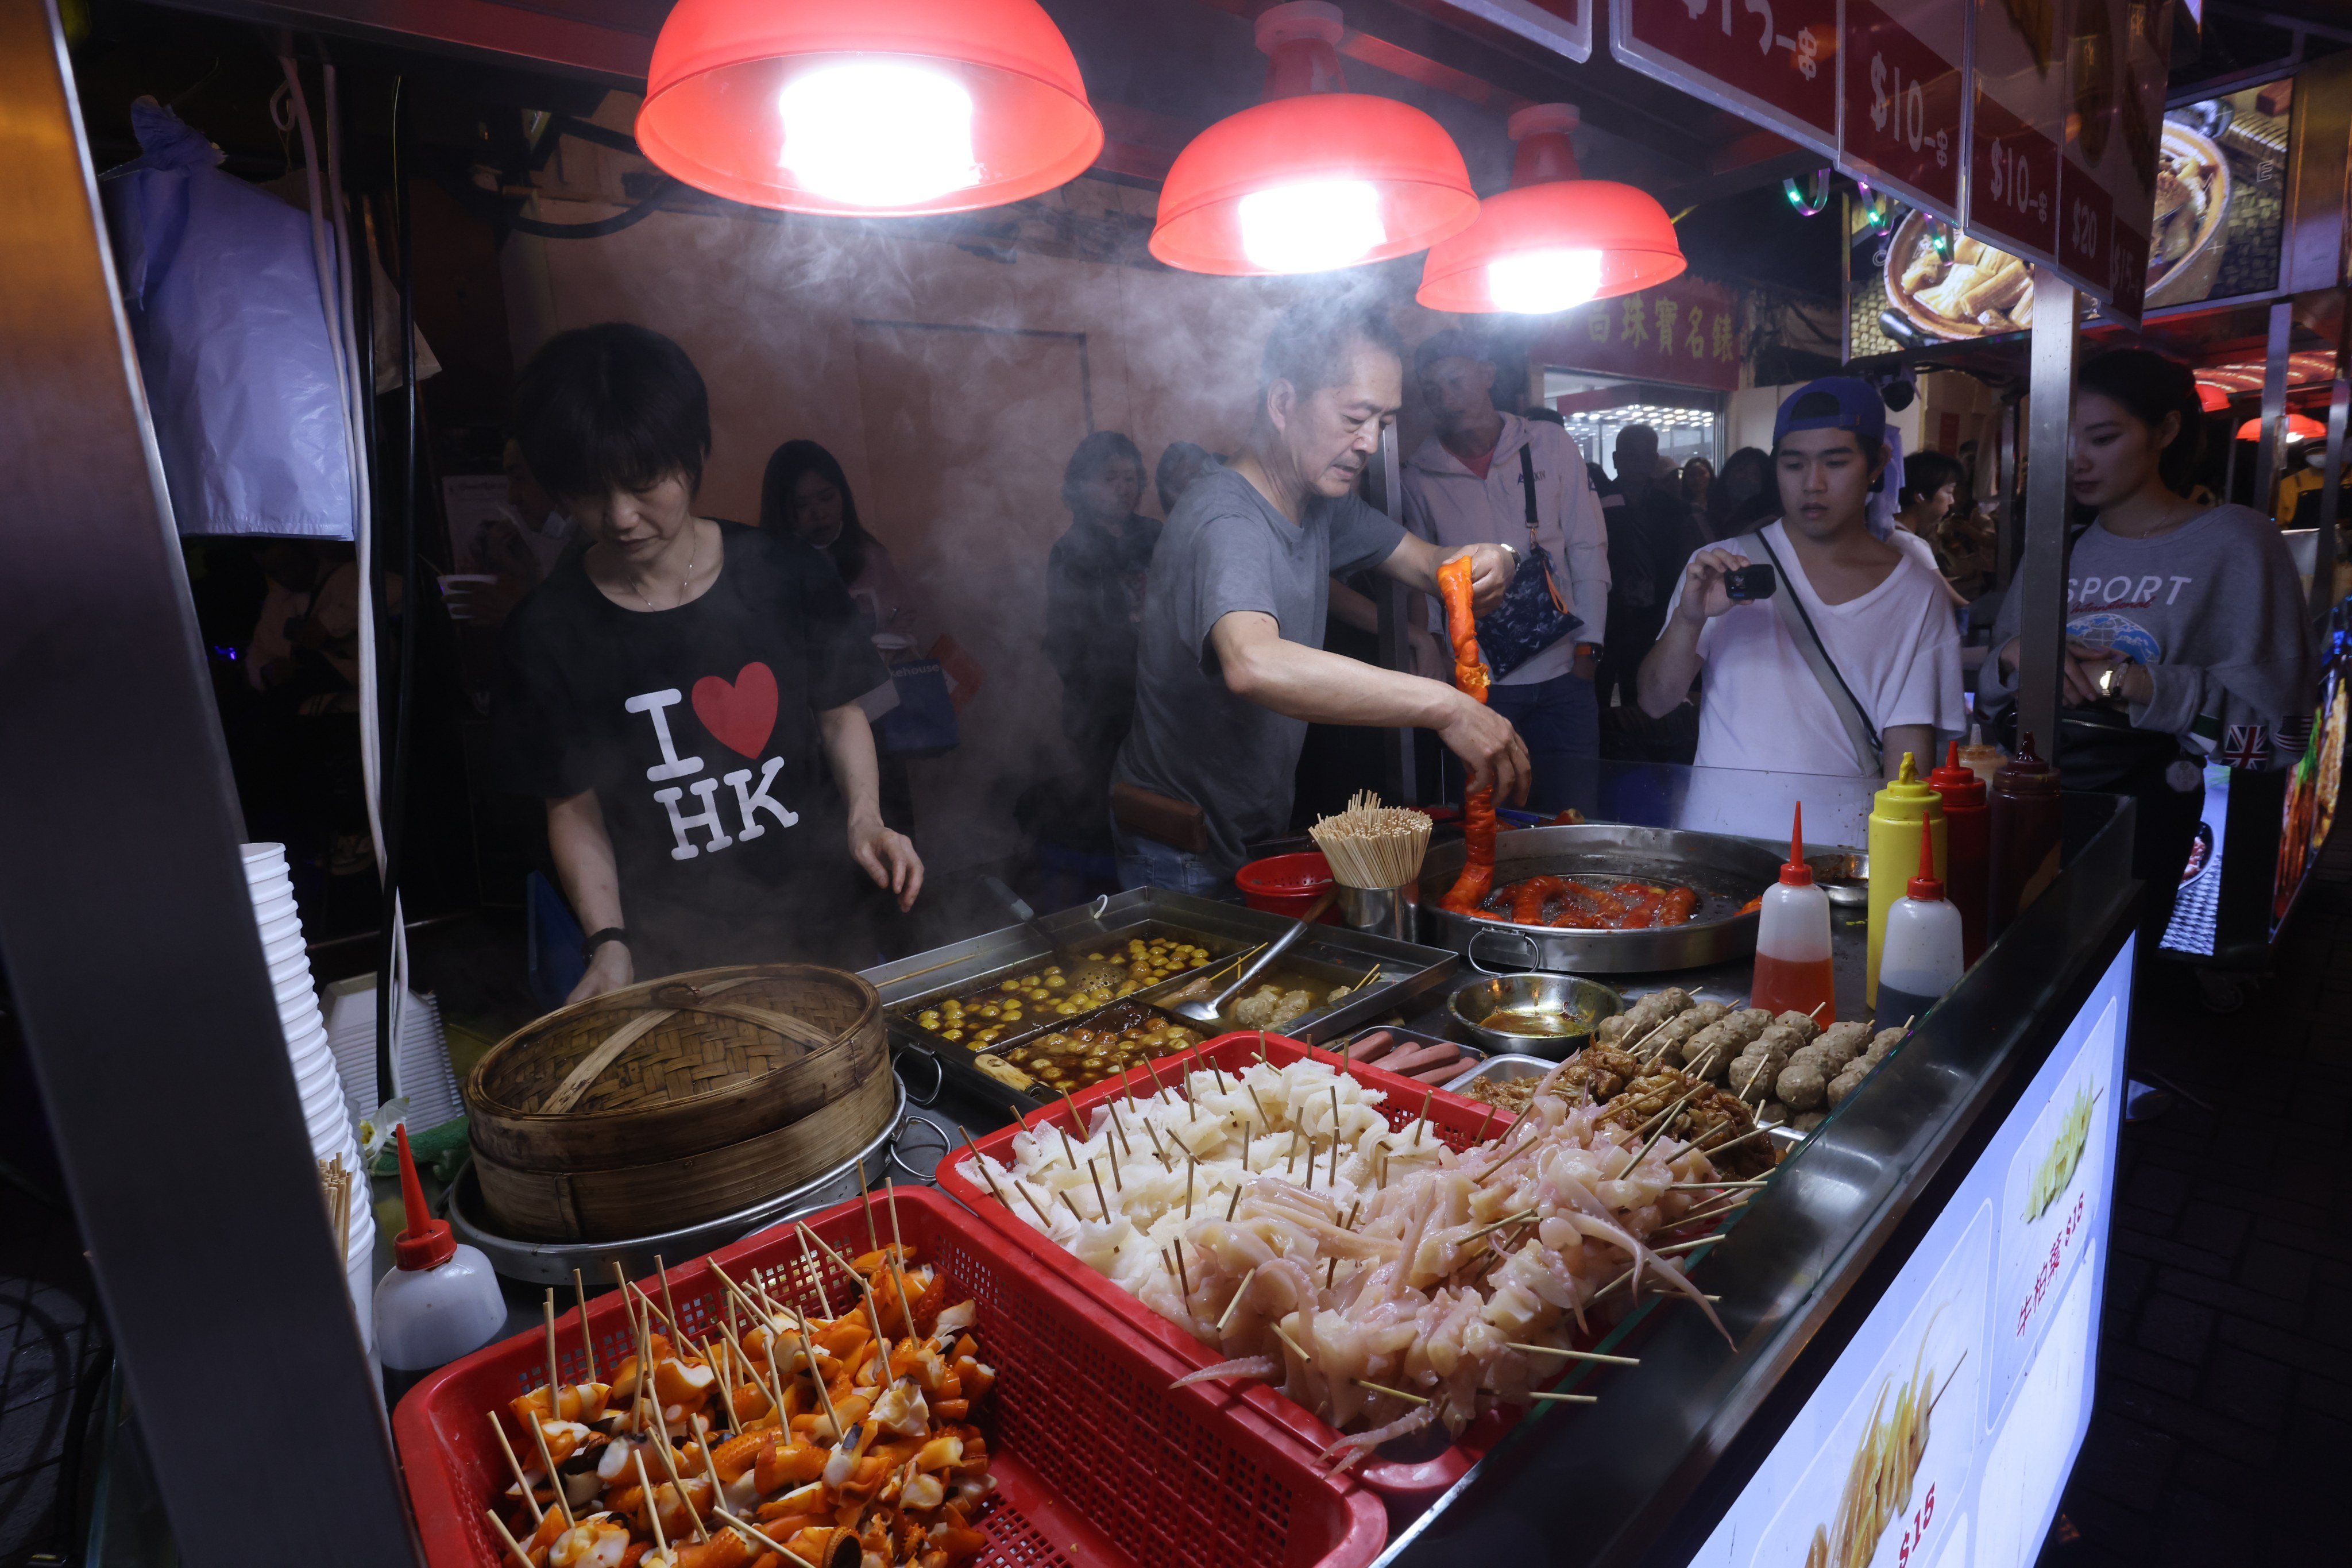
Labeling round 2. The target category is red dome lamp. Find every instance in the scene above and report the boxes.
[1418,103,1685,314]
[2235,412,2327,442]
[1150,2,1477,276]
[638,0,1104,215]
[2195,380,2230,413]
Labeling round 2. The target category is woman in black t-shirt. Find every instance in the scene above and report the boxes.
[495,325,922,998]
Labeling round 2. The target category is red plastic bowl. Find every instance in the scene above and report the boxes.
[1234,852,1339,921]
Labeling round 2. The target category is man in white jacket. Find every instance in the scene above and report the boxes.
[1402,330,1612,813]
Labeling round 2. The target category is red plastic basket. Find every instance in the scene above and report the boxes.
[393,1186,1384,1568]
[936,1032,1537,1503]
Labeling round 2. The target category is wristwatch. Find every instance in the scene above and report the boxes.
[2095,663,2127,702]
[582,926,628,961]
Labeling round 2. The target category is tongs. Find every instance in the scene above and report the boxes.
[1167,889,1338,1024]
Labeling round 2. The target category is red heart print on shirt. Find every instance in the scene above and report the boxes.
[691,662,778,757]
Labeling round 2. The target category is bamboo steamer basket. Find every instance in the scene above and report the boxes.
[463,964,890,1243]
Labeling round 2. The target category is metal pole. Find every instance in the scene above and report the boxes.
[1374,420,1420,803]
[0,5,419,1562]
[2316,372,2349,620]
[2254,299,2293,521]
[2015,274,2079,758]
[1996,393,2022,588]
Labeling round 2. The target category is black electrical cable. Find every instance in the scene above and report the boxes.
[374,78,420,1112]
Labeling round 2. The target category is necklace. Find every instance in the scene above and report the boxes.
[624,531,698,610]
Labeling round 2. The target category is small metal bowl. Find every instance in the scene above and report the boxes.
[1449,972,1624,1059]
[1808,851,1870,906]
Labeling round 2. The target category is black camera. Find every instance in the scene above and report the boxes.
[1725,563,1777,601]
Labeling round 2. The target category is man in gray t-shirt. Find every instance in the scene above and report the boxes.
[1113,304,1530,889]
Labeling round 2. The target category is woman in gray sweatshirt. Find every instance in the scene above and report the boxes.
[1982,347,2311,928]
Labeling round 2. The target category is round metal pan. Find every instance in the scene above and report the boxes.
[1415,824,1781,974]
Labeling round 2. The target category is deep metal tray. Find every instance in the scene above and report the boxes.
[886,918,1246,1057]
[864,888,1461,1113]
[1416,823,1782,974]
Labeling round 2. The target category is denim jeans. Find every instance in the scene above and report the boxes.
[1111,819,1235,899]
[1485,670,1601,816]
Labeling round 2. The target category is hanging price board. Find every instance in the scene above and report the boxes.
[1840,0,1968,221]
[2057,0,2172,322]
[1434,1,1593,64]
[1611,0,1841,161]
[1967,0,2067,271]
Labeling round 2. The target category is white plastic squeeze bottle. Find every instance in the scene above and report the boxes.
[1876,822,1966,1028]
[374,1123,507,1407]
[1751,801,1836,1024]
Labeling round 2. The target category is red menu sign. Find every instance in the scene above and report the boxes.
[1611,0,1841,160]
[1840,0,1967,221]
[1530,274,1741,391]
[2058,0,2173,322]
[1967,0,2066,270]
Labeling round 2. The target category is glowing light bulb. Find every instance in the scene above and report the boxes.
[1485,248,1604,314]
[778,61,976,208]
[1236,181,1385,273]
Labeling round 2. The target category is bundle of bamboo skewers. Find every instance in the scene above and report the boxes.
[1308,790,1434,890]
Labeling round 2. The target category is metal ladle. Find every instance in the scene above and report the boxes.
[1168,889,1338,1025]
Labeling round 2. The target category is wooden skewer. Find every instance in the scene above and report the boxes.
[1692,1123,1771,1162]
[1269,1319,1309,1364]
[655,1256,681,1346]
[1505,1342,1640,1366]
[1667,1179,1768,1189]
[794,1220,839,1320]
[1216,1265,1261,1334]
[882,1187,920,1335]
[798,1223,890,1343]
[485,1509,536,1568]
[632,1450,667,1555]
[719,1320,783,1429]
[692,1415,731,1525]
[542,1289,564,1414]
[1674,1195,1752,1230]
[572,1268,598,1385]
[488,1411,542,1524]
[1058,1189,1087,1222]
[1652,1235,1723,1257]
[790,1307,845,1438]
[1225,1181,1244,1221]
[1415,1088,1432,1145]
[1522,1389,1598,1404]
[701,1261,763,1335]
[960,1129,1015,1214]
[1245,1084,1275,1138]
[855,1162,885,1257]
[1184,1153,1195,1218]
[1459,1207,1539,1243]
[1325,1253,1339,1290]
[648,1405,706,1541]
[714,1507,822,1568]
[1172,1236,1193,1301]
[1473,1104,1496,1144]
[528,1402,574,1526]
[1087,1156,1112,1220]
[1353,1378,1430,1405]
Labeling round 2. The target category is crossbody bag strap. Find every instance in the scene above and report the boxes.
[1517,441,1572,616]
[1744,530,1882,775]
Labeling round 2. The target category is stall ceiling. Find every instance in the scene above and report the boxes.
[139,0,1826,204]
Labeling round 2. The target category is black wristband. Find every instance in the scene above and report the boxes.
[582,927,628,961]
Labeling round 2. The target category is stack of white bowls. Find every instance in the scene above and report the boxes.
[242,842,376,1350]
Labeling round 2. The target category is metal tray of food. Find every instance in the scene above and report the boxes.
[1333,1024,1485,1086]
[890,922,1243,1055]
[1416,824,1781,974]
[1443,1052,1809,1158]
[866,888,1461,1113]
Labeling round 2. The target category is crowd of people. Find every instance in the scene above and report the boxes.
[290,305,2311,991]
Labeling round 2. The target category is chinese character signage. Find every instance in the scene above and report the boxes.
[1531,275,1740,390]
[1612,0,1840,160]
[1841,0,1968,221]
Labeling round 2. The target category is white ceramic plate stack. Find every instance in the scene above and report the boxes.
[242,843,376,1349]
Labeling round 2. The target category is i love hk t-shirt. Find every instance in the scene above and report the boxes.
[495,522,889,971]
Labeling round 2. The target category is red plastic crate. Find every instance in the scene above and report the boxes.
[393,1186,1384,1568]
[936,1032,1548,1503]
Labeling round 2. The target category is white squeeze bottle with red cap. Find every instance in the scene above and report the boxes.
[1751,802,1836,1024]
[1876,824,1966,1026]
[375,1123,506,1405]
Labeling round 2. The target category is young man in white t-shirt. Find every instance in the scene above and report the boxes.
[1635,378,1964,781]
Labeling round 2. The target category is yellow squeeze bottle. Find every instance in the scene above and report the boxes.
[1866,753,1947,1009]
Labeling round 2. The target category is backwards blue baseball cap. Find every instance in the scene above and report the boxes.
[1772,377,1888,453]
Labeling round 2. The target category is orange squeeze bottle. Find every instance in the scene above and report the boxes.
[1750,802,1837,1024]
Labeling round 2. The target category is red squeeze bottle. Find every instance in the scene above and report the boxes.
[1988,732,2064,940]
[1751,801,1837,1022]
[1928,740,1991,965]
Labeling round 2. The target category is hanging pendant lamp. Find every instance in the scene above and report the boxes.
[2236,412,2326,442]
[1417,104,1685,314]
[638,0,1104,215]
[1149,2,1477,276]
